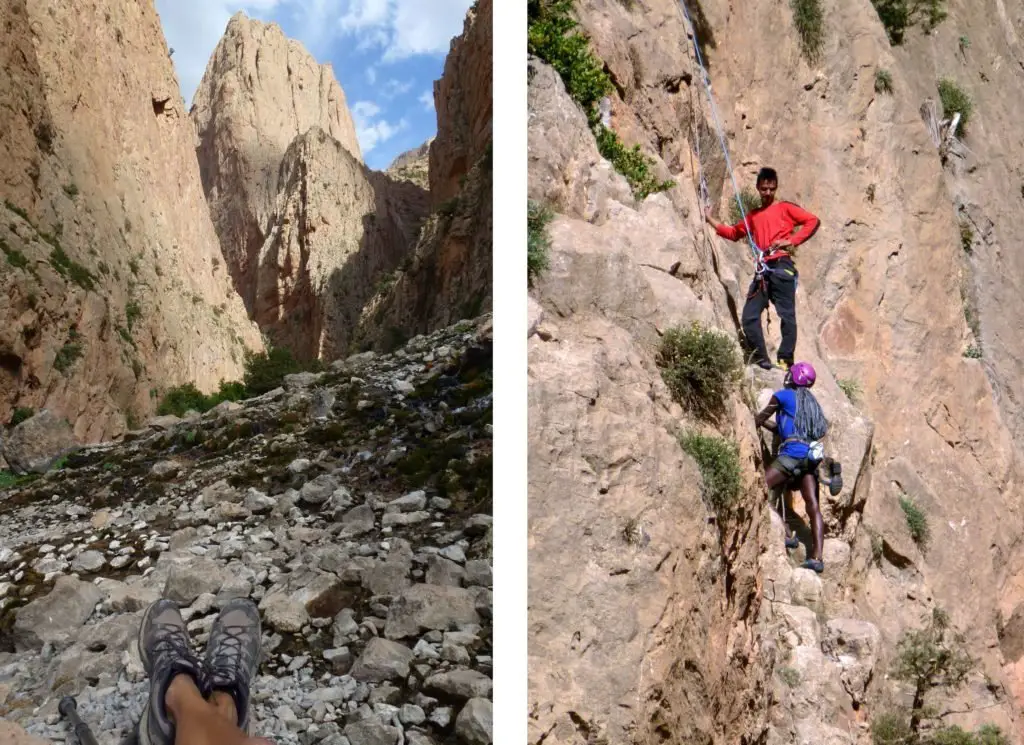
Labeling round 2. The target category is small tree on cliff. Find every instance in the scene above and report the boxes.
[891,608,974,735]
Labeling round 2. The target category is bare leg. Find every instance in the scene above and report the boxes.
[798,473,824,561]
[765,467,795,541]
[166,675,274,745]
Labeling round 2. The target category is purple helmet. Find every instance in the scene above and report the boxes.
[787,361,816,387]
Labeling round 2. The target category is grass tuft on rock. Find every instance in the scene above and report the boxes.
[54,341,83,374]
[728,187,762,226]
[899,493,930,547]
[790,0,825,63]
[657,322,741,420]
[837,377,861,403]
[875,68,894,94]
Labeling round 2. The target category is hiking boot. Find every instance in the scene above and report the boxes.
[205,598,262,732]
[802,559,824,574]
[828,460,843,496]
[137,599,209,745]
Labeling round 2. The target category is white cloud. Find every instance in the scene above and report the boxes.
[156,0,472,106]
[351,100,407,153]
[366,66,377,84]
[352,100,382,119]
[385,0,473,60]
[419,90,434,111]
[336,0,474,61]
[382,79,413,98]
[338,0,389,31]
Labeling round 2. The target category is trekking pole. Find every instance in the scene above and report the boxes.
[59,696,99,745]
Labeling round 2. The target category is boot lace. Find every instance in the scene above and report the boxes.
[208,624,256,686]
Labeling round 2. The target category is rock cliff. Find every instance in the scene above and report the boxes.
[528,0,1024,742]
[0,0,261,444]
[252,127,429,360]
[387,140,433,190]
[193,13,447,360]
[191,11,365,329]
[351,0,493,353]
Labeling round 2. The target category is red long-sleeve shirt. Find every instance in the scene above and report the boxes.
[714,201,820,262]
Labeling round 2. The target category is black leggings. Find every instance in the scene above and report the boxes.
[742,259,798,364]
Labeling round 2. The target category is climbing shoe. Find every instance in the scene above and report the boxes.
[785,535,800,550]
[775,359,793,370]
[205,598,263,732]
[757,360,774,370]
[137,599,210,745]
[828,460,843,496]
[802,559,824,574]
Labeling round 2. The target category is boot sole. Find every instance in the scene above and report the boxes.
[137,600,164,675]
[136,703,158,745]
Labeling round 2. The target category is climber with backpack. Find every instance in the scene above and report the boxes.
[754,361,842,574]
[704,167,820,370]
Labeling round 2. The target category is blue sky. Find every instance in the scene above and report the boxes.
[155,0,474,170]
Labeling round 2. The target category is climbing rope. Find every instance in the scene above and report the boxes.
[675,0,768,279]
[676,0,775,339]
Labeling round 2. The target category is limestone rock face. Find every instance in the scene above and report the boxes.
[429,0,493,207]
[0,0,261,443]
[387,140,433,190]
[350,0,493,353]
[192,12,438,359]
[528,0,1024,741]
[253,128,428,359]
[192,12,361,314]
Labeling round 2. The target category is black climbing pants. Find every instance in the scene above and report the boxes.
[742,258,798,365]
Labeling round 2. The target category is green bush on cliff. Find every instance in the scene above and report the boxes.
[927,725,1011,745]
[870,0,947,45]
[871,711,914,745]
[528,0,673,200]
[9,407,34,427]
[657,322,741,420]
[157,380,249,417]
[527,0,610,127]
[244,347,322,397]
[938,78,972,137]
[678,431,742,511]
[156,345,320,418]
[892,608,974,736]
[594,127,676,201]
[527,200,553,286]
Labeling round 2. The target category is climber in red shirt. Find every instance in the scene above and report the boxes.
[704,167,820,369]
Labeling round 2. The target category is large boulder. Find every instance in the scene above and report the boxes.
[12,576,102,650]
[2,409,79,474]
